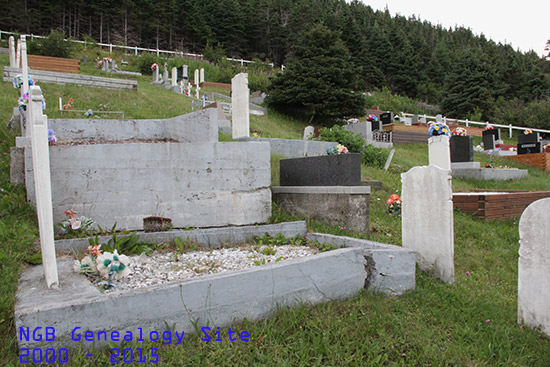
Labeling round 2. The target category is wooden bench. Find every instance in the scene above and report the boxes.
[27,55,80,74]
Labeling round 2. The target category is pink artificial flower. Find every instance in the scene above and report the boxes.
[87,244,102,257]
[63,209,77,218]
[70,218,81,230]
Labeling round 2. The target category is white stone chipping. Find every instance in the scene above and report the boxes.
[103,245,318,291]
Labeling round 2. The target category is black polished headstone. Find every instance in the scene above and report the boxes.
[518,142,543,155]
[380,112,394,125]
[483,134,495,150]
[371,120,381,131]
[518,132,540,145]
[280,153,362,186]
[450,135,473,162]
[482,128,500,142]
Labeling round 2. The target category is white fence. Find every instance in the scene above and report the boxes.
[0,30,275,68]
[401,112,550,139]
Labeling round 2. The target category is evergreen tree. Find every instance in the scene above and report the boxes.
[266,24,365,124]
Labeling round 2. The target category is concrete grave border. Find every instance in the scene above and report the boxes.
[16,221,415,350]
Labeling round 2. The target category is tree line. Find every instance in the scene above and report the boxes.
[2,0,550,123]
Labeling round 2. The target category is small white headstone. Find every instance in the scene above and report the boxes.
[9,36,16,67]
[28,86,59,289]
[194,69,199,87]
[231,73,250,139]
[428,135,451,171]
[436,114,443,123]
[171,67,177,87]
[402,165,454,283]
[303,126,314,140]
[200,68,205,83]
[182,65,188,78]
[153,67,159,82]
[518,198,550,336]
[16,39,21,69]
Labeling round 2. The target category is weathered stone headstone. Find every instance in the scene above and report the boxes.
[402,165,454,283]
[9,36,16,67]
[231,73,250,139]
[16,39,21,69]
[384,149,395,171]
[182,65,188,79]
[171,67,177,87]
[518,198,550,336]
[450,135,473,163]
[163,63,169,85]
[152,67,159,83]
[102,59,109,71]
[435,114,443,123]
[428,135,451,171]
[200,68,205,83]
[303,126,314,140]
[411,115,419,125]
[28,86,59,288]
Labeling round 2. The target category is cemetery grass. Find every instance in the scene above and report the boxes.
[1,57,550,364]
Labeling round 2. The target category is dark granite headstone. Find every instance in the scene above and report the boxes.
[518,132,540,145]
[371,120,381,131]
[482,128,500,142]
[518,142,543,155]
[280,153,362,186]
[483,134,495,151]
[380,112,394,125]
[450,135,473,162]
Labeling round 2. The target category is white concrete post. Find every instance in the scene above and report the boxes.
[465,119,469,127]
[171,67,177,87]
[16,39,21,69]
[194,69,199,87]
[231,73,250,139]
[509,124,513,139]
[428,135,451,171]
[109,43,112,53]
[9,36,15,67]
[28,86,59,289]
[200,68,205,83]
[59,97,62,111]
[135,46,138,55]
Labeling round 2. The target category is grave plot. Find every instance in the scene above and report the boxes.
[453,190,550,220]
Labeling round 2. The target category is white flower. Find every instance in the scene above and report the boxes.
[96,250,131,280]
[73,255,97,273]
[70,218,81,230]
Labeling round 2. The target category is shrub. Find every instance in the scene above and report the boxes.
[28,30,73,58]
[317,124,389,168]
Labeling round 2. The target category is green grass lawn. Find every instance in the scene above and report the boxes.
[1,53,550,366]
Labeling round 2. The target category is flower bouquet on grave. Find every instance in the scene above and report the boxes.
[347,118,359,124]
[326,144,349,155]
[58,209,95,236]
[386,194,402,217]
[524,129,532,135]
[483,125,494,131]
[452,127,468,136]
[151,63,159,70]
[48,129,57,145]
[428,121,451,137]
[95,57,104,69]
[63,98,74,110]
[366,114,378,122]
[12,74,35,89]
[74,244,132,290]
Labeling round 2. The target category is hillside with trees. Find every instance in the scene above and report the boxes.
[2,0,549,127]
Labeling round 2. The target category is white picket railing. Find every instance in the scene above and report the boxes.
[401,112,550,139]
[0,30,275,68]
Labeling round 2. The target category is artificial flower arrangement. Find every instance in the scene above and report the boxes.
[366,114,378,122]
[484,125,494,131]
[428,121,451,137]
[327,144,349,155]
[12,74,35,89]
[63,98,74,110]
[18,91,46,111]
[73,244,131,290]
[346,118,359,124]
[58,209,95,236]
[151,63,159,70]
[386,194,401,217]
[451,127,468,136]
[523,129,533,135]
[48,129,57,145]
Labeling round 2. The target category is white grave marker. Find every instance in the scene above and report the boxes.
[428,135,451,171]
[20,36,29,96]
[231,73,250,139]
[16,39,21,69]
[163,63,169,85]
[194,69,199,87]
[9,36,16,67]
[303,126,314,140]
[402,165,454,283]
[29,86,59,288]
[171,67,177,87]
[182,65,188,78]
[518,198,550,336]
[200,68,205,83]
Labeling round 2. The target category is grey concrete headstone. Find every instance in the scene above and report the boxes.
[518,198,550,336]
[401,165,454,283]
